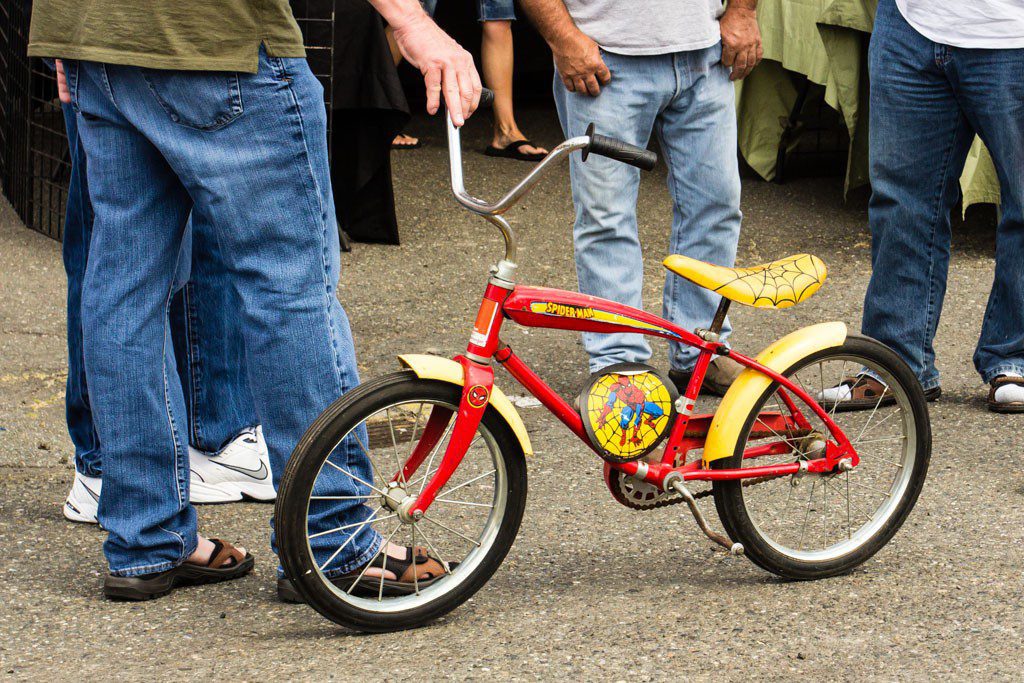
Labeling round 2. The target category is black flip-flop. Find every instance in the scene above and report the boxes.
[104,538,254,601]
[483,139,546,162]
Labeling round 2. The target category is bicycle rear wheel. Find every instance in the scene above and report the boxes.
[712,335,930,579]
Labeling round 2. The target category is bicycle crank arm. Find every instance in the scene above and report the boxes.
[663,473,744,555]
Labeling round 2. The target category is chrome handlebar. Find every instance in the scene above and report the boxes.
[445,113,589,271]
[444,99,656,274]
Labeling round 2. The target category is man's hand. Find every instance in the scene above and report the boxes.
[719,4,762,81]
[390,11,481,126]
[552,29,611,97]
[519,0,610,97]
[55,59,71,104]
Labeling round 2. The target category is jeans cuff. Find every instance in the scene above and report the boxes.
[981,364,1024,385]
[322,529,385,579]
[108,535,199,577]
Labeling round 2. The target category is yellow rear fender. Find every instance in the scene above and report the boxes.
[703,322,848,465]
[397,354,534,457]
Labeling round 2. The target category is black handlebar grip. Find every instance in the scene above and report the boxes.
[581,123,658,171]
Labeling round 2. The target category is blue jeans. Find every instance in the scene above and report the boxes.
[65,49,381,577]
[862,0,1024,390]
[554,45,742,373]
[60,105,257,479]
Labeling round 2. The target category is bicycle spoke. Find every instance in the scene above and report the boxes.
[422,514,481,547]
[845,475,892,498]
[310,495,376,501]
[419,414,456,495]
[407,403,426,471]
[324,459,385,495]
[435,497,495,509]
[386,408,407,485]
[352,431,384,489]
[310,510,395,540]
[442,468,497,498]
[346,524,403,596]
[798,479,817,549]
[414,520,452,572]
[410,523,420,595]
[406,435,482,490]
[318,506,384,571]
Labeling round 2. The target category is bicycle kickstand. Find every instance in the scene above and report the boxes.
[663,472,745,556]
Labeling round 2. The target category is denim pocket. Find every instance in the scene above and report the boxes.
[142,70,244,131]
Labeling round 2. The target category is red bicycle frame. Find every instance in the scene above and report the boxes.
[398,280,859,520]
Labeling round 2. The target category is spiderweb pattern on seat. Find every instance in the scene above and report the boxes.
[663,253,827,309]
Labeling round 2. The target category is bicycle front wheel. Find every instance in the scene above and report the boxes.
[276,371,528,632]
[712,335,930,579]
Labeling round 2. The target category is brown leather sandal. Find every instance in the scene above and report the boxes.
[104,538,254,601]
[821,376,941,413]
[988,376,1024,414]
[277,545,454,604]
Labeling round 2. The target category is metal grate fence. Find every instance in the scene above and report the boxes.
[0,0,336,241]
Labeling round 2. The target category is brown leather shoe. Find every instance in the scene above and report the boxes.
[669,356,745,397]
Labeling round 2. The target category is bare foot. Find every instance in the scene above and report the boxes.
[391,133,420,149]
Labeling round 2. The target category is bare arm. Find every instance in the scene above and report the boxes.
[519,0,611,96]
[720,0,763,81]
[367,0,481,124]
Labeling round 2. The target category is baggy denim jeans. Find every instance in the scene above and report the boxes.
[60,104,257,479]
[65,49,381,576]
[862,0,1024,389]
[553,43,742,373]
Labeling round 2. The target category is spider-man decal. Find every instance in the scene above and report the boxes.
[596,375,665,446]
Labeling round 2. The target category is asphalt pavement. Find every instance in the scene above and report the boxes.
[1,107,1021,681]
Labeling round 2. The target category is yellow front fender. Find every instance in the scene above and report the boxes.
[398,354,534,456]
[703,322,848,465]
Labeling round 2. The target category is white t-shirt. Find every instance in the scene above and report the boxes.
[895,0,1024,48]
[561,0,725,56]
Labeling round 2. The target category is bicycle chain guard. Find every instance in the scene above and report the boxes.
[579,363,677,464]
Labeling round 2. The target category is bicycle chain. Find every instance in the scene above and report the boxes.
[610,470,780,510]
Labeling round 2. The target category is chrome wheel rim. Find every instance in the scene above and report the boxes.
[302,399,508,613]
[738,355,917,563]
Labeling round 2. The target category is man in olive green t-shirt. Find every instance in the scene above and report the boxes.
[29,0,481,601]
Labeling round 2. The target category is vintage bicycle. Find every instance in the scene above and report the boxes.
[276,94,931,632]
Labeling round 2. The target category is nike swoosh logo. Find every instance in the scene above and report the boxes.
[212,459,270,481]
[82,483,100,502]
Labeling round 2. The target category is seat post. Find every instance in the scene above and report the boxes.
[709,297,730,335]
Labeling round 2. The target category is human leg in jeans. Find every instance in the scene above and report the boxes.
[553,51,665,373]
[956,48,1024,403]
[61,106,264,524]
[860,0,978,398]
[554,49,741,391]
[69,52,380,586]
[655,43,742,382]
[169,217,258,454]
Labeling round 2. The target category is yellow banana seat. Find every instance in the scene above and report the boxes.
[663,253,827,309]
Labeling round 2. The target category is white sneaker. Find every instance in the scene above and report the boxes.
[64,470,102,524]
[189,426,276,504]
